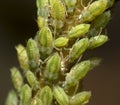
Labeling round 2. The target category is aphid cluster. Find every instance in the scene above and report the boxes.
[6,0,114,105]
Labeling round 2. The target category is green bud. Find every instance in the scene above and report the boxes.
[67,24,90,39]
[64,60,91,89]
[5,90,18,105]
[26,71,39,90]
[70,91,91,105]
[44,53,61,81]
[16,44,29,71]
[80,0,107,22]
[26,38,40,69]
[88,35,108,49]
[50,0,66,20]
[38,27,53,47]
[53,85,69,105]
[20,84,32,105]
[31,98,43,105]
[11,67,23,92]
[69,38,89,63]
[54,37,69,48]
[38,86,53,105]
[63,0,77,12]
[37,16,47,29]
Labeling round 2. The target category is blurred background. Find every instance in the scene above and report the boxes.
[0,0,120,105]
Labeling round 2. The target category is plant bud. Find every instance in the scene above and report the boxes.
[38,86,53,105]
[64,60,91,89]
[26,71,39,90]
[88,35,108,49]
[69,38,89,63]
[26,38,40,69]
[50,0,66,20]
[54,37,69,48]
[11,67,23,92]
[80,0,107,22]
[38,27,53,47]
[53,85,69,105]
[5,90,18,105]
[20,84,32,105]
[16,44,29,71]
[67,24,90,39]
[70,91,91,105]
[63,0,77,12]
[44,53,61,81]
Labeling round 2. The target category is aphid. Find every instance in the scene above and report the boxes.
[50,0,66,20]
[88,35,108,49]
[53,85,69,105]
[26,70,39,90]
[69,38,89,63]
[67,24,90,39]
[5,90,18,105]
[36,0,49,17]
[64,60,91,89]
[69,91,91,105]
[37,16,48,29]
[26,38,40,69]
[44,53,61,81]
[16,44,29,71]
[20,84,32,105]
[54,37,69,48]
[80,0,107,22]
[106,0,115,9]
[89,11,111,36]
[63,0,77,12]
[38,27,53,47]
[30,98,43,105]
[38,86,53,105]
[11,67,23,92]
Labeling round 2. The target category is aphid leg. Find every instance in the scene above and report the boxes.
[88,0,93,6]
[76,55,83,63]
[73,81,79,95]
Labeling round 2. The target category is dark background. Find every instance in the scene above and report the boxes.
[0,0,120,105]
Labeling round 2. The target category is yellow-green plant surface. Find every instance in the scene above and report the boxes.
[5,0,115,105]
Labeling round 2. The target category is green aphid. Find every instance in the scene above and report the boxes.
[26,38,40,69]
[30,98,43,105]
[63,0,77,12]
[69,38,89,63]
[26,70,39,90]
[64,60,91,89]
[50,0,66,20]
[44,53,61,81]
[106,0,115,8]
[20,84,32,105]
[67,24,90,39]
[37,16,47,29]
[69,91,91,105]
[88,35,108,49]
[38,86,53,105]
[54,37,69,48]
[5,90,18,105]
[36,0,49,17]
[80,0,107,22]
[89,11,111,36]
[53,85,69,105]
[38,27,53,47]
[11,67,23,92]
[16,44,29,71]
